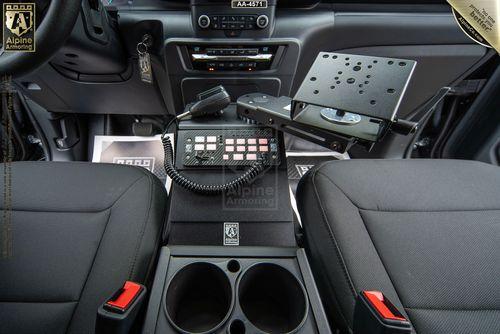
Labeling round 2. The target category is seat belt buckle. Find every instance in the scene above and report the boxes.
[354,290,412,334]
[96,281,147,334]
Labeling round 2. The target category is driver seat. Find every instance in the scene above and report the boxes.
[297,159,500,333]
[0,162,167,334]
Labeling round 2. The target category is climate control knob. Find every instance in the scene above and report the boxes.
[198,15,211,29]
[256,15,269,29]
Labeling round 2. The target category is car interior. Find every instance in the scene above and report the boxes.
[1,0,499,334]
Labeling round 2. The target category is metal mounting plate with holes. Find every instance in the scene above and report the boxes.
[293,52,416,121]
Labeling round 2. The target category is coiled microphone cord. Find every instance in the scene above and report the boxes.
[161,131,265,195]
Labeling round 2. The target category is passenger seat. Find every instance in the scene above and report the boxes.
[297,159,500,334]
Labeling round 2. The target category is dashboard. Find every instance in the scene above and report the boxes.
[100,0,322,9]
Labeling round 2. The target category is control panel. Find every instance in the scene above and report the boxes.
[177,129,280,168]
[191,0,275,38]
[198,14,269,30]
[188,45,279,71]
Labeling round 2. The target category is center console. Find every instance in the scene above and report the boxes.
[167,105,296,247]
[163,0,300,115]
[142,246,331,334]
[144,101,331,334]
[145,36,420,332]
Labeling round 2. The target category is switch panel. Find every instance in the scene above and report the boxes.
[178,128,280,167]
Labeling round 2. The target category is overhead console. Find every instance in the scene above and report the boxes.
[191,0,276,38]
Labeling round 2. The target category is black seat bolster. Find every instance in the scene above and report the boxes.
[0,162,168,334]
[297,162,407,333]
[297,159,500,334]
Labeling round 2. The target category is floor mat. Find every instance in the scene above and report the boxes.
[92,134,174,191]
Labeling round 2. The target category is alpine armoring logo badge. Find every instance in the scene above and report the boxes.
[3,3,36,52]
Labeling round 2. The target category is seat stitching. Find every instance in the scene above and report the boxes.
[0,208,115,214]
[0,174,146,214]
[357,209,415,329]
[127,172,155,280]
[406,307,500,311]
[0,300,78,304]
[361,208,500,213]
[311,170,358,290]
[311,169,357,296]
[315,168,412,332]
[64,173,146,333]
[64,207,112,334]
[310,169,356,331]
[316,170,410,297]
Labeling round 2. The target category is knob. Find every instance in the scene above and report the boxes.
[198,15,210,29]
[256,15,269,29]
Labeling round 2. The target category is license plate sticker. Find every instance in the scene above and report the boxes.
[231,0,268,9]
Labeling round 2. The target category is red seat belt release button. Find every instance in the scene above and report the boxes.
[354,290,412,334]
[105,281,144,313]
[363,291,407,322]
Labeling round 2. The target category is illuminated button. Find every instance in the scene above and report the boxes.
[246,154,257,161]
[237,139,246,145]
[207,136,217,143]
[225,138,234,145]
[247,138,257,145]
[259,145,269,152]
[195,136,205,143]
[258,138,268,145]
[223,154,229,160]
[226,146,235,152]
[194,144,205,151]
[237,146,246,152]
[233,154,244,160]
[248,146,257,152]
[206,144,217,151]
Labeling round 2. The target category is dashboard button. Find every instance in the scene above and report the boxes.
[198,15,210,29]
[256,15,269,29]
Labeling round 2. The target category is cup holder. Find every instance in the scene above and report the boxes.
[165,262,233,334]
[238,263,308,333]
